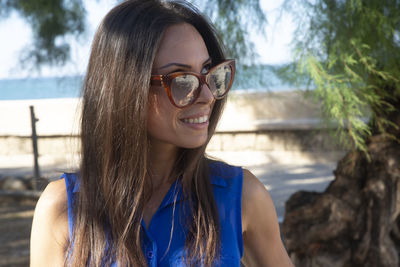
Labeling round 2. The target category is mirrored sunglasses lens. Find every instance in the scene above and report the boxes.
[171,75,199,107]
[208,64,232,98]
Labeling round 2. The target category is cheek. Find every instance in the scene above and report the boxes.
[147,90,177,136]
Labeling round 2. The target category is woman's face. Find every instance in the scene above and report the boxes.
[147,23,215,150]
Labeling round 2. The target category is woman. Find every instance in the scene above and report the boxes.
[30,0,294,266]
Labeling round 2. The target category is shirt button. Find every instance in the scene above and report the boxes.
[147,251,154,259]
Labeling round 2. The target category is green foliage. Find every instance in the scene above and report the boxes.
[192,0,266,64]
[1,0,266,72]
[1,0,85,68]
[283,0,400,154]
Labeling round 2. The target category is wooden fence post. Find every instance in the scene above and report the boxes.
[29,106,40,190]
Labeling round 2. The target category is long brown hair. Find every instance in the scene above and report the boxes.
[67,1,228,266]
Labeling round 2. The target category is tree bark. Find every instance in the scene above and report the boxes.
[282,103,400,266]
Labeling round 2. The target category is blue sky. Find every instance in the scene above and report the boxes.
[0,0,294,79]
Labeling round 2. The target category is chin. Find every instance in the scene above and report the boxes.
[178,137,208,149]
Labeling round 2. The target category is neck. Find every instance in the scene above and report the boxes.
[148,138,179,189]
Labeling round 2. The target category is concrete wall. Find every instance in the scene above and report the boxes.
[0,91,346,170]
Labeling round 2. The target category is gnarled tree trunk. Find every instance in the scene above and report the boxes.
[282,101,400,266]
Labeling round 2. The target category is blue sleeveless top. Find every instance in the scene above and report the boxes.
[62,161,243,266]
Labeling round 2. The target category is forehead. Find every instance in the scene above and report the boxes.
[153,23,210,69]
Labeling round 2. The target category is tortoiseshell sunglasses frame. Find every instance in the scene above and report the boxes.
[150,59,235,108]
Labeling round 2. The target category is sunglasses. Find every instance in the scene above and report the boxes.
[150,59,235,108]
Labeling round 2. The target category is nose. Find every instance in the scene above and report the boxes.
[195,83,214,105]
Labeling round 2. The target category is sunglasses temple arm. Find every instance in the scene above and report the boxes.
[150,76,163,86]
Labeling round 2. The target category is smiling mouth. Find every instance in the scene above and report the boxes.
[181,115,208,124]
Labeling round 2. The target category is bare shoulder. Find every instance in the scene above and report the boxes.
[30,179,69,266]
[242,168,269,199]
[241,169,294,267]
[241,168,276,233]
[34,179,68,225]
[37,179,67,206]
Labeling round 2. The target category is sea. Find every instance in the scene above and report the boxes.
[0,65,296,101]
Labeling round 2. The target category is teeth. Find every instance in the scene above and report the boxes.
[182,115,208,124]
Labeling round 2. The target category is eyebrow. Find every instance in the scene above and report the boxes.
[158,57,212,70]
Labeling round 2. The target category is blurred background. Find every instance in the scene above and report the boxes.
[1,0,399,266]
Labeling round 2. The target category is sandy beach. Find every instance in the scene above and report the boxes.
[0,97,81,136]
